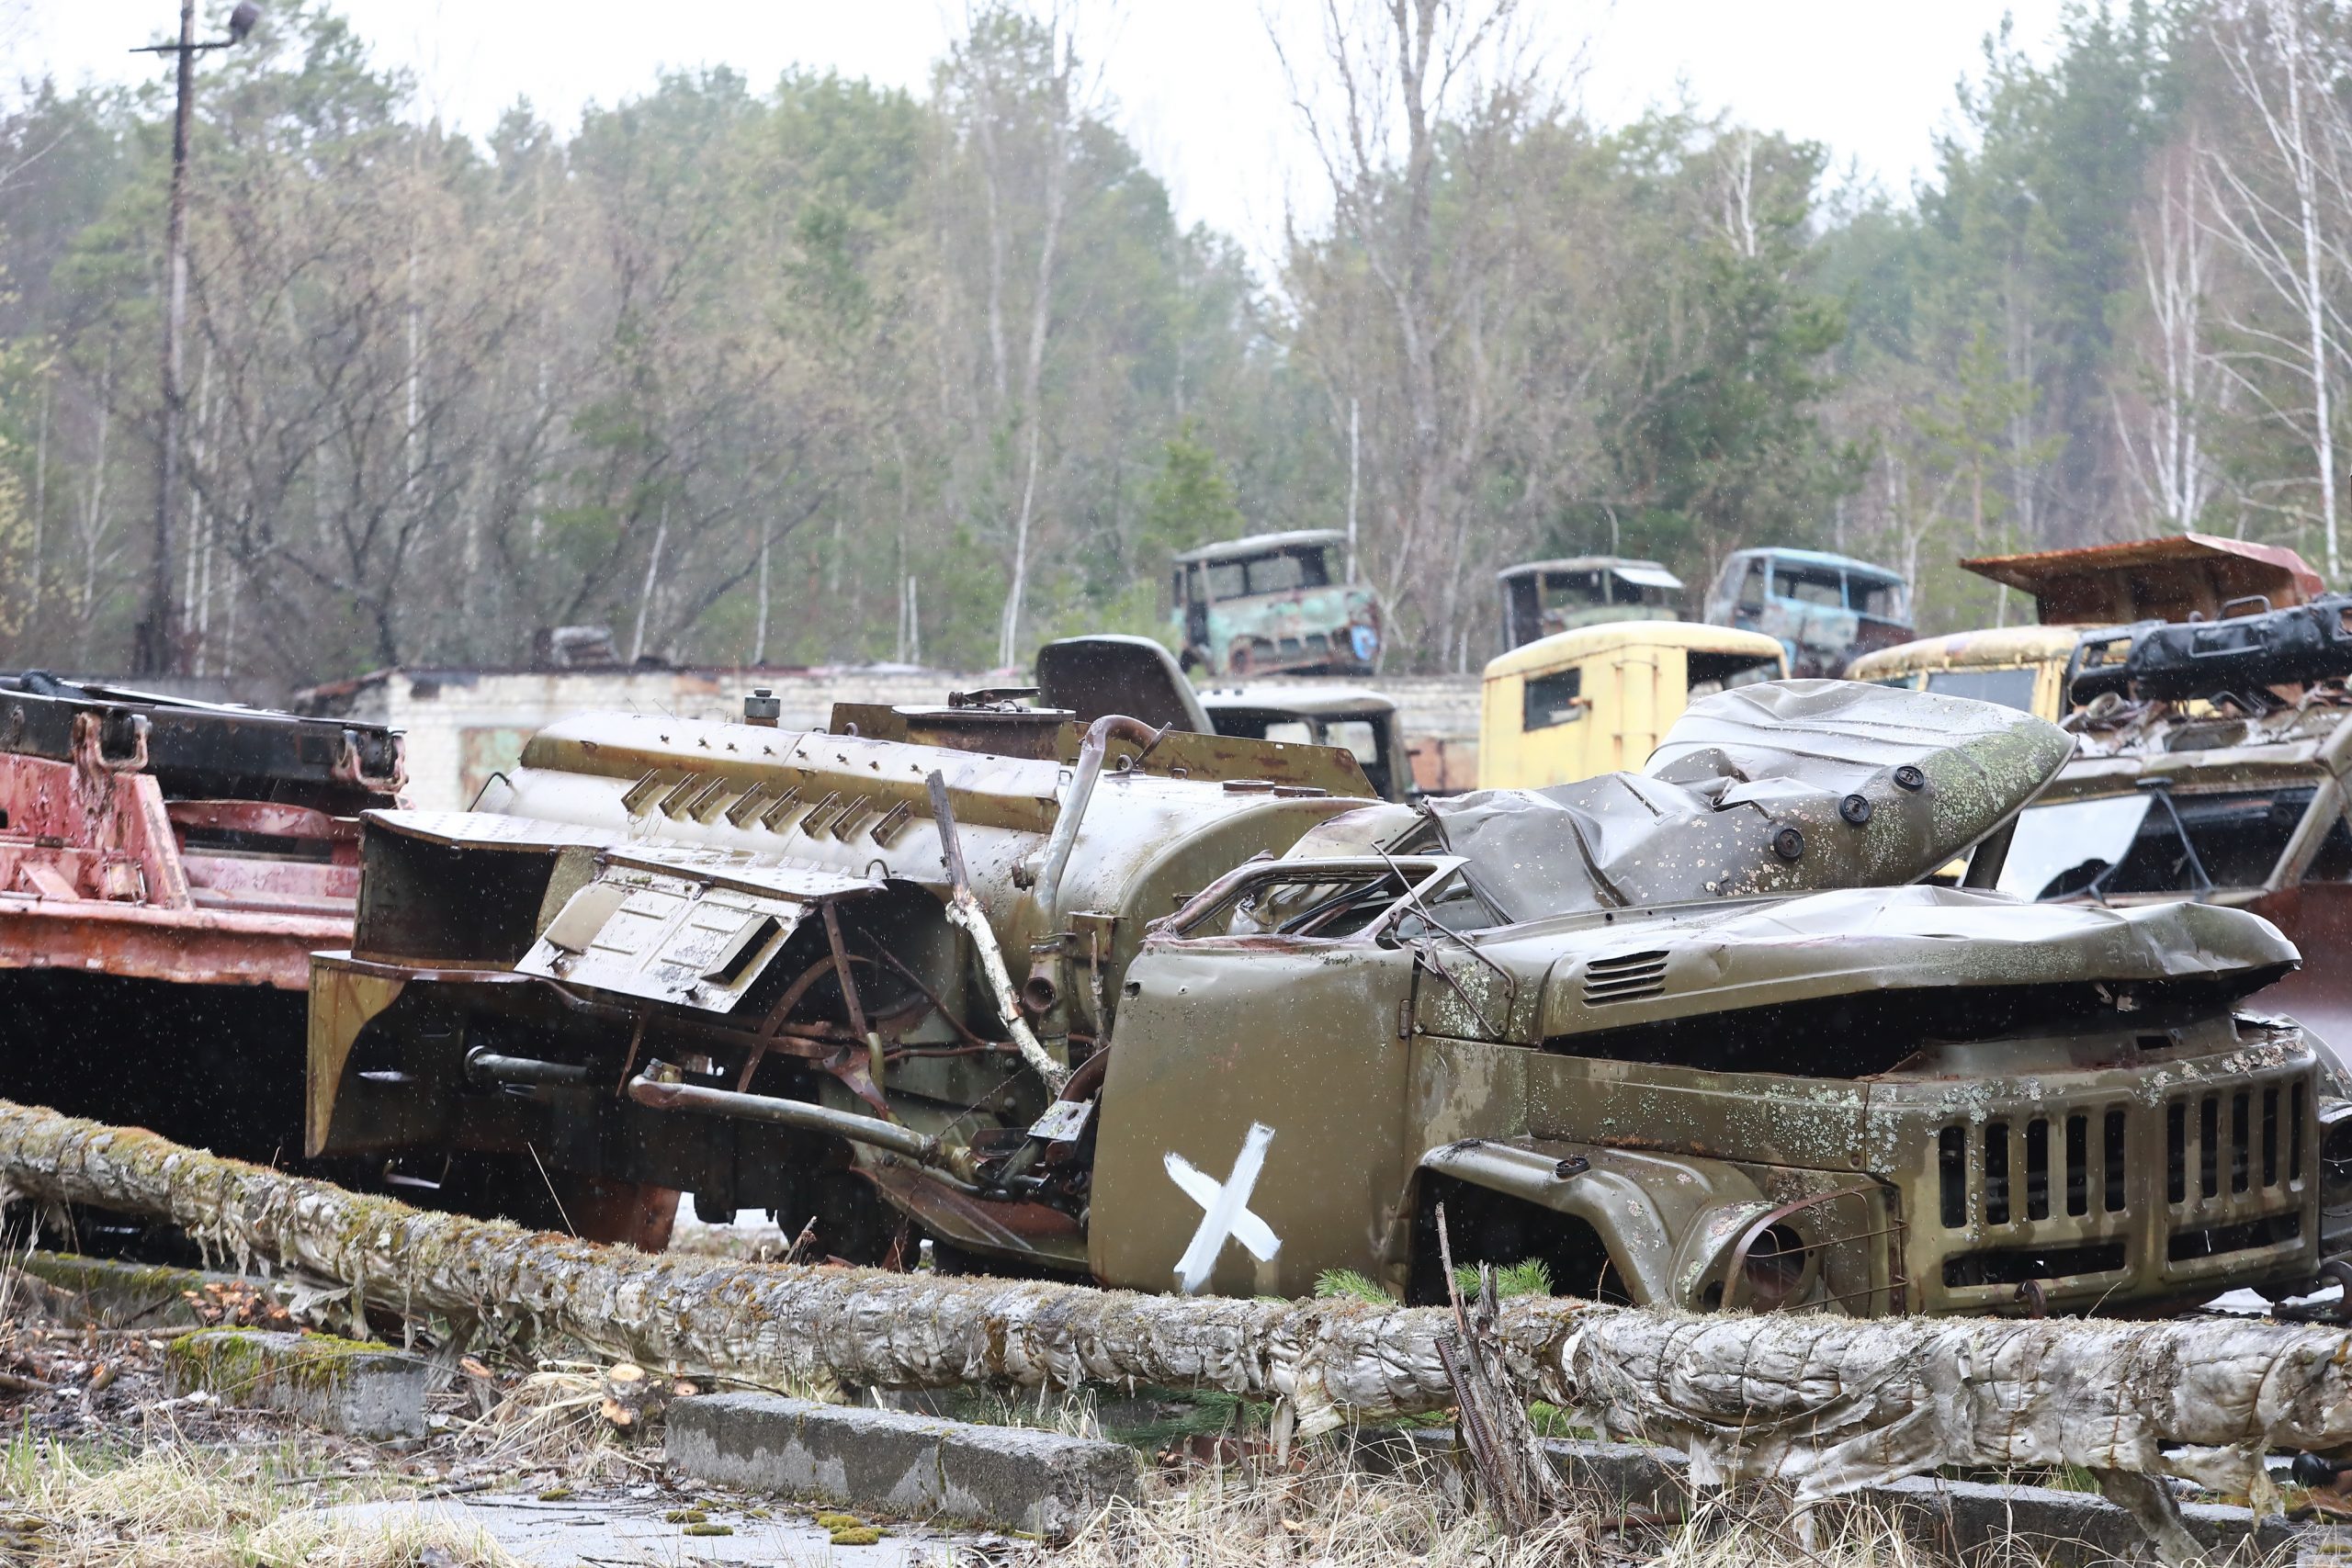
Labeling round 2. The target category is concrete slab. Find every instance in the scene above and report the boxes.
[669,1392,1139,1541]
[162,1327,427,1440]
[321,1486,980,1565]
[19,1250,252,1328]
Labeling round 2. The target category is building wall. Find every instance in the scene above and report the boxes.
[301,666,1484,811]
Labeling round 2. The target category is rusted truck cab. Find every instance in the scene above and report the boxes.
[1703,547,1912,677]
[1169,531,1383,678]
[309,679,2335,1315]
[1496,557,1685,647]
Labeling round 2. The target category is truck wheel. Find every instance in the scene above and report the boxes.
[1409,1175,1629,1306]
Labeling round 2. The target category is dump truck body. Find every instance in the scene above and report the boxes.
[311,681,2334,1314]
[1850,536,2328,722]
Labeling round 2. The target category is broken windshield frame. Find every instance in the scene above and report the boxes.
[1163,855,1480,943]
[1996,784,2336,901]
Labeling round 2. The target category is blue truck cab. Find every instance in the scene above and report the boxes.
[1169,529,1385,678]
[1702,547,1913,677]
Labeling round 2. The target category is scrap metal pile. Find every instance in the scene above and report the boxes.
[17,593,2352,1557]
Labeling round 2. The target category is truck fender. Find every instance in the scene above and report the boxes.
[1418,1137,1770,1308]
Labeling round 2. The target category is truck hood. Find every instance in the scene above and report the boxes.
[1430,679,2073,922]
[1532,884,2298,1043]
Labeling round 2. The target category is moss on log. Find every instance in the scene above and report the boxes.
[0,1099,2346,1500]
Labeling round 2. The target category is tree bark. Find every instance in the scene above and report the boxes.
[3,1100,2350,1504]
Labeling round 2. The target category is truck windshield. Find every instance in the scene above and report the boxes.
[1925,667,2036,712]
[1853,577,1908,619]
[1773,566,1843,606]
[1997,786,2324,899]
[1204,549,1330,599]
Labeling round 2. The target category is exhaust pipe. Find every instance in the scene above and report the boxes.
[626,1070,976,1181]
[467,1048,597,1088]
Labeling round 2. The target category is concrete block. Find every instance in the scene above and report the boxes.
[667,1392,1138,1541]
[162,1328,427,1440]
[20,1251,223,1328]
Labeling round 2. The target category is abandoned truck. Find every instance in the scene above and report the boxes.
[308,678,2344,1316]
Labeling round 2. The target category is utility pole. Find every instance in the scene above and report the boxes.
[130,1,257,676]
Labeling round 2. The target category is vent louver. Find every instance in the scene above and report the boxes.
[1583,950,1669,1005]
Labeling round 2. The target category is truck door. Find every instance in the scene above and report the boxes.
[1088,859,1443,1298]
[1183,568,1211,651]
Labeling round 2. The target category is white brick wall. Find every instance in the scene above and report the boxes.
[308,666,1481,811]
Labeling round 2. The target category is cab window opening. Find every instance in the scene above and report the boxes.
[1522,667,1586,731]
[1999,786,2318,899]
[1925,667,2037,712]
[1687,650,1781,699]
[1773,566,1844,607]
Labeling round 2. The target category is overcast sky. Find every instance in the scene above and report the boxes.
[29,2,2070,265]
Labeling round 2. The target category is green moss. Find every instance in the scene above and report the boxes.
[662,1508,707,1523]
[163,1328,398,1402]
[683,1522,734,1537]
[828,1525,885,1545]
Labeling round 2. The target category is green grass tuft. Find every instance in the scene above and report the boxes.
[1312,1269,1395,1303]
[1452,1258,1553,1302]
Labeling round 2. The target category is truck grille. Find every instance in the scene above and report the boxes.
[1933,1067,2309,1292]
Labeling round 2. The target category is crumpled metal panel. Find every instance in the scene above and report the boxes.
[1429,680,2074,920]
[514,852,877,1012]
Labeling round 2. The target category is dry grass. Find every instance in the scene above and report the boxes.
[1049,1450,2190,1568]
[443,1358,644,1481]
[0,1440,524,1567]
[1055,1451,1622,1567]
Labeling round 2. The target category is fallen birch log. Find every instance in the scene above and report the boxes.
[2,1098,2348,1507]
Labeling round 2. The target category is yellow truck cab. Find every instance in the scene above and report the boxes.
[1847,625,2082,718]
[1850,533,2324,721]
[1476,621,1785,788]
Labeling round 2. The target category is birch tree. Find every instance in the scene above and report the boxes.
[941,6,1089,670]
[1272,0,1543,666]
[2204,0,2346,575]
[2116,131,2220,530]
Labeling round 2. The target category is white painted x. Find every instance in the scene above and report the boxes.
[1165,1122,1282,1295]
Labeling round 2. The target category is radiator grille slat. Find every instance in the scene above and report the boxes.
[1936,1067,2309,1287]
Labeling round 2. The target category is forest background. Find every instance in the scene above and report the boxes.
[0,0,2342,680]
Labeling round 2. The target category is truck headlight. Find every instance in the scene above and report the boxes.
[2321,1100,2352,1206]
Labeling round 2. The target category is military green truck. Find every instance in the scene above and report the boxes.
[308,678,2342,1317]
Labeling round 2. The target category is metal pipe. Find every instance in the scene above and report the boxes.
[1032,714,1163,922]
[627,1071,945,1168]
[466,1049,597,1089]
